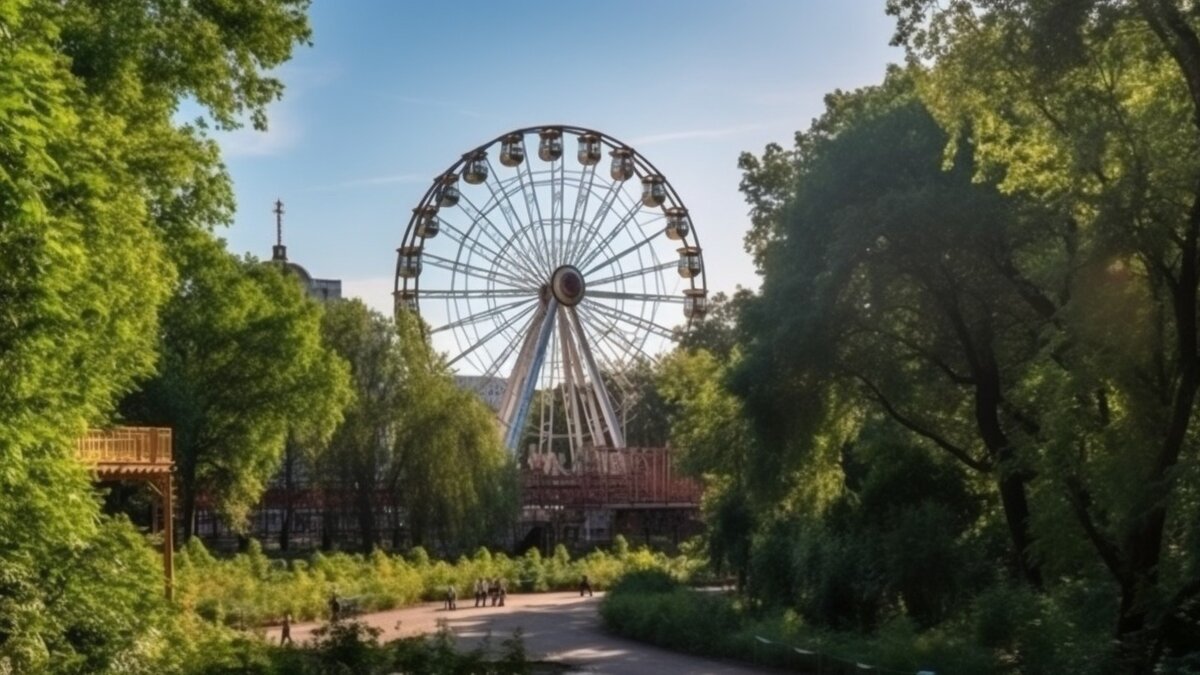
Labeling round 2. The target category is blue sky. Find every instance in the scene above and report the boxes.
[215,1,902,317]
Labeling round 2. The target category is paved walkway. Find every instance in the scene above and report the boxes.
[268,591,774,674]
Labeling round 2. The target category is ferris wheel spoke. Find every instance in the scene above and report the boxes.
[422,252,536,288]
[583,299,676,341]
[431,297,538,334]
[457,192,544,276]
[575,198,646,272]
[566,162,598,263]
[440,218,543,284]
[583,223,666,277]
[588,260,677,287]
[554,158,567,264]
[476,317,528,383]
[446,302,538,368]
[577,306,653,367]
[566,176,624,266]
[485,160,551,273]
[514,159,554,268]
[586,333,637,392]
[420,288,538,299]
[588,290,685,304]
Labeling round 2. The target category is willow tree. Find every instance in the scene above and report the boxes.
[390,312,517,550]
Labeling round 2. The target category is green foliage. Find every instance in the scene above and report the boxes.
[601,573,1003,673]
[122,244,352,534]
[0,0,311,671]
[390,311,518,547]
[174,539,697,628]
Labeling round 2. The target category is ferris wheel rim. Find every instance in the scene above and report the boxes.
[393,124,707,310]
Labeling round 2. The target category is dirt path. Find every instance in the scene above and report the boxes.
[267,591,773,674]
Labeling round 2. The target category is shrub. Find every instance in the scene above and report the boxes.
[176,538,696,628]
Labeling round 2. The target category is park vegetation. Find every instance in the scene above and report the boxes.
[174,535,698,628]
[6,0,1200,673]
[634,3,1200,674]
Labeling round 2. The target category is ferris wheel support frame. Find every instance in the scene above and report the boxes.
[502,297,560,451]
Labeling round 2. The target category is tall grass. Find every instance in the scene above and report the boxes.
[175,536,700,627]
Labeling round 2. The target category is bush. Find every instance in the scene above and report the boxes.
[175,538,696,628]
[600,568,1001,674]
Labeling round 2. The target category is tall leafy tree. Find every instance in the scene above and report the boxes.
[888,2,1200,668]
[390,312,517,550]
[0,0,311,670]
[658,348,759,586]
[736,71,1058,590]
[318,299,406,551]
[123,245,351,538]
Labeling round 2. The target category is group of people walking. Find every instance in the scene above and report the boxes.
[446,577,508,610]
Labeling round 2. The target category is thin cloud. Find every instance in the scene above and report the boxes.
[310,173,428,192]
[387,95,487,119]
[629,124,767,147]
[219,104,302,158]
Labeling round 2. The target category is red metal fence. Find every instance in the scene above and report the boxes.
[520,447,701,509]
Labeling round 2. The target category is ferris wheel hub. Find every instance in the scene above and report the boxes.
[549,265,586,306]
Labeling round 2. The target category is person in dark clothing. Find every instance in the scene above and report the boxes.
[280,613,293,645]
[579,574,593,597]
[329,593,341,622]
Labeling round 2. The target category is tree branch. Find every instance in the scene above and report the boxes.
[849,369,992,472]
[1062,471,1128,586]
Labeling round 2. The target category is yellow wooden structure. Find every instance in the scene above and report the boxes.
[76,427,175,597]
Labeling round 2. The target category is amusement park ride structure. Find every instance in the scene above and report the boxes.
[394,125,706,539]
[395,125,706,457]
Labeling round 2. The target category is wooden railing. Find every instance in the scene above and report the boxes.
[521,447,702,509]
[76,426,173,467]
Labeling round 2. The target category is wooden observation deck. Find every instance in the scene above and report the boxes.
[76,427,175,597]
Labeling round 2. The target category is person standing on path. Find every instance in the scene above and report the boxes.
[474,578,485,607]
[280,613,293,645]
[498,577,507,607]
[445,584,457,611]
[329,593,341,622]
[579,574,593,597]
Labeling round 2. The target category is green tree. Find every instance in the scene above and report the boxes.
[658,348,758,586]
[390,312,518,550]
[888,2,1200,669]
[0,0,311,670]
[736,71,1056,588]
[318,299,407,551]
[123,245,351,538]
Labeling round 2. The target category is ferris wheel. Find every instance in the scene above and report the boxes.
[394,125,708,462]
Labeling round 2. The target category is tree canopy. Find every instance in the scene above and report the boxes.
[0,1,311,670]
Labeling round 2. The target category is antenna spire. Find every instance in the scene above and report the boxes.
[271,199,288,262]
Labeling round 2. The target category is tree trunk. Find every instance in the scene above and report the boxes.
[996,468,1042,588]
[974,345,1044,588]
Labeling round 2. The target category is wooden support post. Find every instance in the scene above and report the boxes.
[163,473,174,600]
